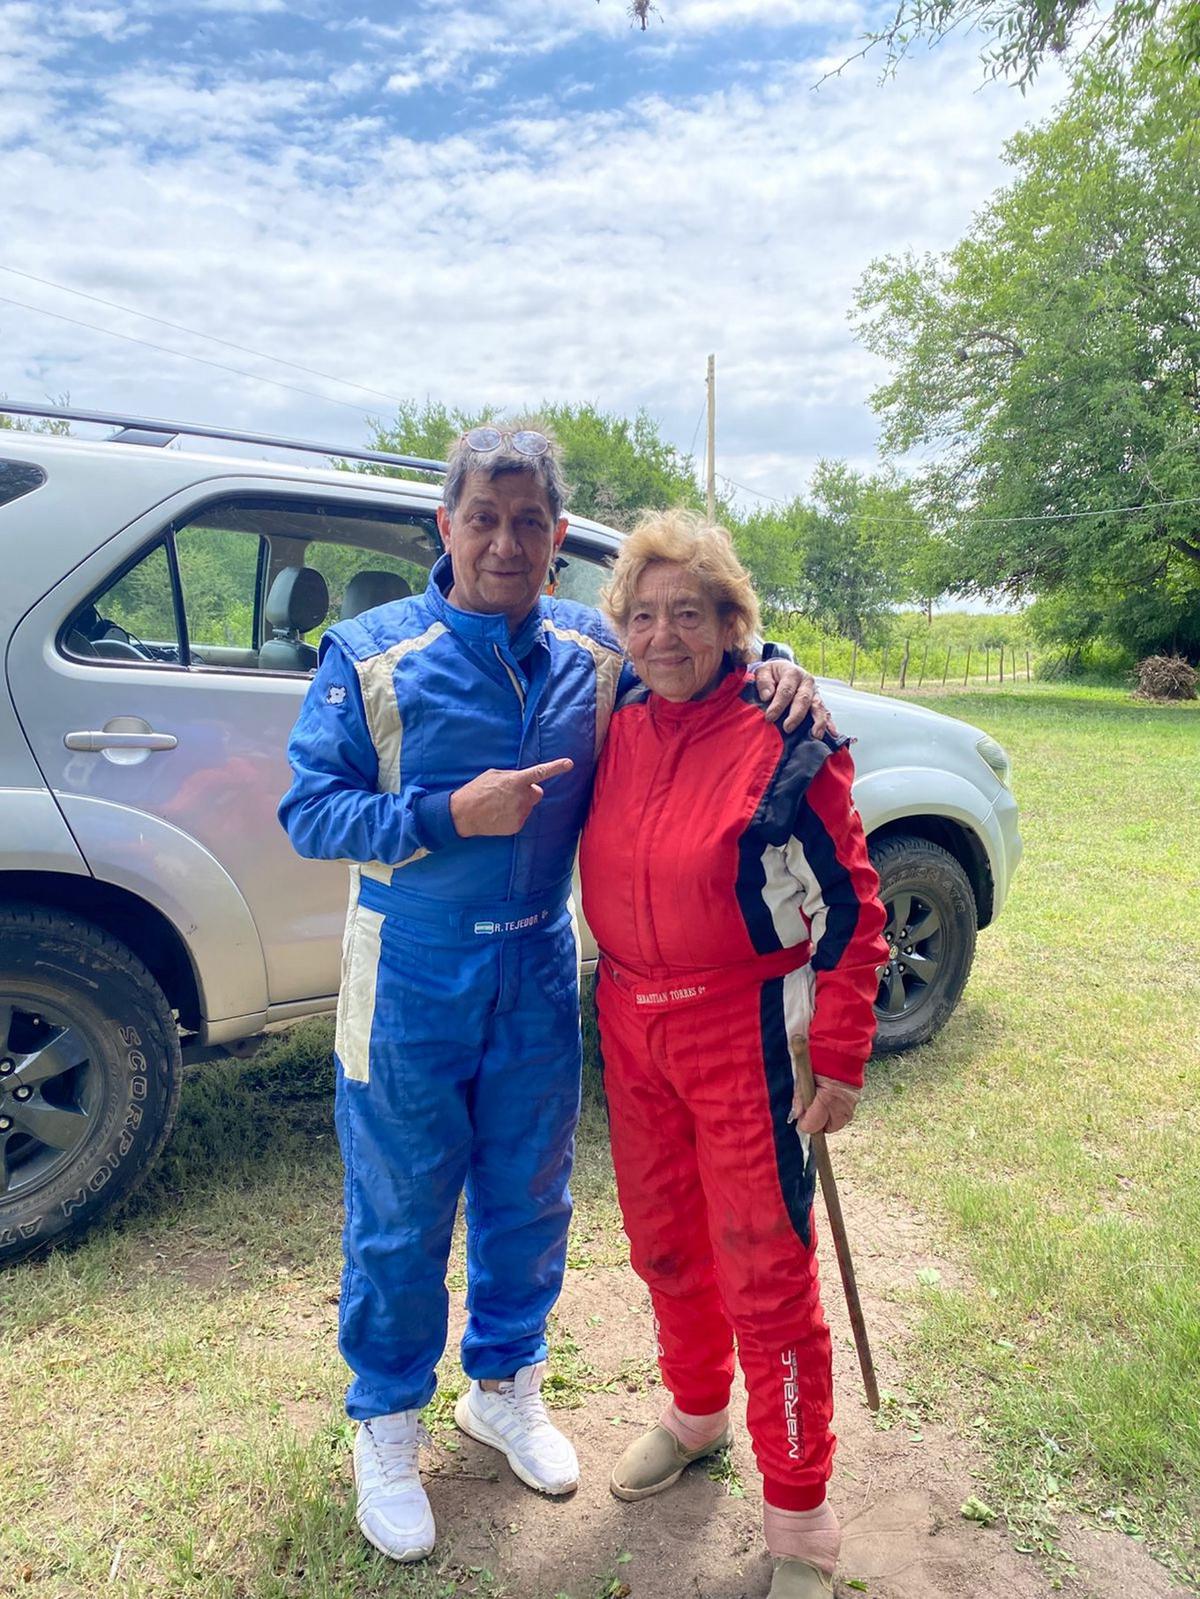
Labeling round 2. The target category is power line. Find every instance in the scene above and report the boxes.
[0,294,381,419]
[0,264,408,409]
[719,473,785,505]
[8,272,1200,532]
[936,495,1200,527]
[687,398,707,460]
[719,469,1200,527]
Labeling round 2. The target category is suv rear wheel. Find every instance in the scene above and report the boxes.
[0,905,181,1265]
[870,835,978,1054]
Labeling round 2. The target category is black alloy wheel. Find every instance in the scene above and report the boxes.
[0,905,181,1264]
[869,835,978,1053]
[0,1000,104,1202]
[878,888,944,1021]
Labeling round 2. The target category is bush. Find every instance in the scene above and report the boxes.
[1134,654,1199,701]
[1035,640,1135,684]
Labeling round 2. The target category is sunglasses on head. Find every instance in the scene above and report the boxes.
[462,426,551,459]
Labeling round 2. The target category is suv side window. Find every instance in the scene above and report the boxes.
[64,543,182,663]
[549,542,613,609]
[0,459,47,509]
[175,521,265,669]
[63,496,441,674]
[304,541,430,625]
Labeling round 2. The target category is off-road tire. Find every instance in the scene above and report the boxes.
[0,904,181,1265]
[869,835,977,1054]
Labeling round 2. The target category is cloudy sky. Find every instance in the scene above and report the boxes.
[1,0,1065,506]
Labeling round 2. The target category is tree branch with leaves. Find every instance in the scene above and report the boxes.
[852,38,1200,656]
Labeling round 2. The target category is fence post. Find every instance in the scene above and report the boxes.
[1026,648,1031,681]
[999,646,1004,684]
[898,636,911,688]
[849,641,857,685]
[820,638,826,675]
[985,648,990,683]
[942,648,951,685]
[963,645,971,685]
[917,638,929,687]
[879,645,888,691]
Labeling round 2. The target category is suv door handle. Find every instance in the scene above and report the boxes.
[64,716,178,766]
[64,731,178,751]
[65,719,178,752]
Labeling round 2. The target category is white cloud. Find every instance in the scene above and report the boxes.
[668,0,863,27]
[327,61,377,96]
[189,0,287,12]
[58,5,146,40]
[2,7,1068,503]
[98,65,325,143]
[341,16,410,43]
[384,69,423,95]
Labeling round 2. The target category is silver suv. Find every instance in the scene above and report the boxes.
[0,405,1022,1264]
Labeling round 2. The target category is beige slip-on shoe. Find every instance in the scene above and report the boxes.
[767,1557,835,1597]
[609,1421,733,1502]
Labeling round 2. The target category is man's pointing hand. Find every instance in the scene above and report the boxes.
[450,759,575,838]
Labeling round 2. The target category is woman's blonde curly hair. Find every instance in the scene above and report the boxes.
[600,507,761,664]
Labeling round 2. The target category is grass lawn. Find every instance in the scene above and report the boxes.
[858,682,1200,1584]
[2,682,1197,1595]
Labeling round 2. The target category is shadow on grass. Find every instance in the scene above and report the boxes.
[127,1019,340,1218]
[859,992,1007,1114]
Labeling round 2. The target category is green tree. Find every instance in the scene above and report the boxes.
[365,399,702,530]
[538,403,703,528]
[735,462,933,643]
[845,0,1200,86]
[358,399,496,487]
[599,0,1200,83]
[0,399,71,434]
[853,40,1200,657]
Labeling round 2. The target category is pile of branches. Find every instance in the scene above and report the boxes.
[1133,654,1198,701]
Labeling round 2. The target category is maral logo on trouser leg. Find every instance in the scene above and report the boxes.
[780,1346,802,1461]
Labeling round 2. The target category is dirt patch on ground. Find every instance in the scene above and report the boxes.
[134,1240,244,1293]
[408,1178,1189,1599]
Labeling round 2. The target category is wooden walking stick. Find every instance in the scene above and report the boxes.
[790,1039,881,1412]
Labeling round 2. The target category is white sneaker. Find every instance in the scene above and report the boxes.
[454,1361,580,1496]
[353,1411,436,1562]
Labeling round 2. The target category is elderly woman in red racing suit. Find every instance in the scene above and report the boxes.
[579,511,888,1599]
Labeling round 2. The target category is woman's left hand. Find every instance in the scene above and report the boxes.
[795,1076,860,1135]
[752,661,835,736]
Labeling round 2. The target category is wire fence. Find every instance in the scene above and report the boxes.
[811,636,1036,690]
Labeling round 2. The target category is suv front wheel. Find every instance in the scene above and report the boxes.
[869,835,978,1054]
[0,906,181,1265]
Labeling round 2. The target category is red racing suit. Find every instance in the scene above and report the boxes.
[579,669,887,1510]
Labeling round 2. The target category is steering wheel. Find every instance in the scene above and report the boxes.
[90,636,152,661]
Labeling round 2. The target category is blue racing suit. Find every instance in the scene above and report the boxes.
[278,554,627,1420]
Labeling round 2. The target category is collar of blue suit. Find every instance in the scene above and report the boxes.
[426,552,551,662]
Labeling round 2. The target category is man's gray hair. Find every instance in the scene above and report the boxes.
[442,426,569,523]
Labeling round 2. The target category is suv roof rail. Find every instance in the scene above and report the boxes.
[0,401,448,476]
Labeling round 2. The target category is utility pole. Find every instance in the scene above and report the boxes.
[706,353,716,522]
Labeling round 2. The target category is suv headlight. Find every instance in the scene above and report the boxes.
[976,735,1012,789]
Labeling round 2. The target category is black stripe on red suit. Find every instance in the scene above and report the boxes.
[733,695,848,957]
[760,974,816,1248]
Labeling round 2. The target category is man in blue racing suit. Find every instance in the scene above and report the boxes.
[278,426,817,1563]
